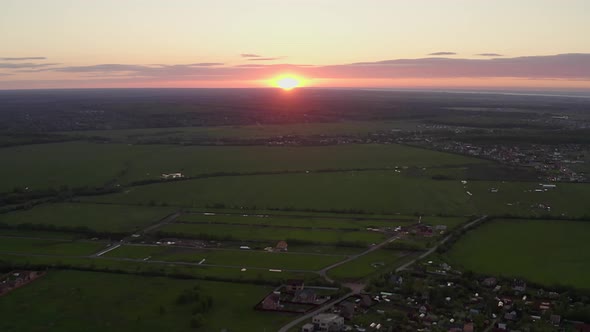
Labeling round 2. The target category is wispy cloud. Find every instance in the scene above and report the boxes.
[240,53,262,58]
[428,52,457,56]
[0,57,47,61]
[0,62,59,69]
[248,57,282,61]
[477,53,503,57]
[3,54,590,88]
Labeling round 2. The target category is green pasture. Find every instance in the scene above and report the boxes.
[106,245,345,271]
[447,219,590,289]
[0,238,104,256]
[0,202,175,233]
[0,270,292,332]
[157,222,386,245]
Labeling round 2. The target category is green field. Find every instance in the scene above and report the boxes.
[179,213,417,230]
[85,172,590,217]
[327,249,406,280]
[158,222,386,245]
[447,219,590,289]
[0,270,292,332]
[106,245,345,271]
[0,141,485,193]
[69,121,419,141]
[0,237,105,256]
[0,203,175,233]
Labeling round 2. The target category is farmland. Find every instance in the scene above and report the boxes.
[157,222,386,245]
[447,219,590,289]
[0,237,105,256]
[0,141,485,193]
[105,245,346,271]
[0,270,292,332]
[0,202,175,233]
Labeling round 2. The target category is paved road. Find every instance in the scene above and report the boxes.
[396,215,487,273]
[318,234,400,283]
[278,215,488,332]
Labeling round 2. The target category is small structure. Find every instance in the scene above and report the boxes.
[312,313,344,332]
[301,323,315,332]
[275,240,288,252]
[482,277,497,287]
[260,292,281,310]
[550,314,561,326]
[161,172,184,180]
[338,301,356,320]
[286,279,305,292]
[294,289,317,304]
[463,323,474,332]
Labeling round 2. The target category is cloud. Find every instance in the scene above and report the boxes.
[248,57,282,61]
[428,52,457,56]
[240,53,262,58]
[3,54,590,89]
[0,62,59,69]
[0,57,46,61]
[477,53,503,57]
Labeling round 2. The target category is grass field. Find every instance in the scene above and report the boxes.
[105,245,345,271]
[67,121,419,141]
[0,270,293,332]
[85,172,590,217]
[158,222,386,245]
[0,141,485,193]
[0,203,175,233]
[327,249,406,281]
[0,238,105,256]
[179,213,418,230]
[447,219,590,289]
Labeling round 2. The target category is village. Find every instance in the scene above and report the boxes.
[286,258,590,332]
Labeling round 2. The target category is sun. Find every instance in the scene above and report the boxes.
[270,75,306,90]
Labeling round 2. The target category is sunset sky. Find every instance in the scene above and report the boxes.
[1,0,589,90]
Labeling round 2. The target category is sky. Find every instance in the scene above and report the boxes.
[1,0,590,90]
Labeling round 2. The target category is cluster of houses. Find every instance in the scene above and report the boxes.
[160,172,184,180]
[294,256,589,331]
[257,280,333,314]
[0,271,44,296]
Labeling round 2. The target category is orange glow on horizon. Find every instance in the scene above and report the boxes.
[269,74,308,90]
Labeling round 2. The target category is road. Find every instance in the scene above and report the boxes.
[318,234,400,283]
[277,215,488,332]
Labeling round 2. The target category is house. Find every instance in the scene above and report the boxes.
[260,292,280,310]
[504,311,517,321]
[482,277,497,287]
[276,240,289,252]
[294,289,317,304]
[512,280,527,292]
[389,274,403,285]
[434,225,448,232]
[312,313,344,332]
[550,314,561,326]
[338,301,356,320]
[463,323,474,332]
[359,294,373,308]
[286,279,305,292]
[301,323,315,332]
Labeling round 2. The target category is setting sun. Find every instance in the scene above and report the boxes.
[270,75,306,90]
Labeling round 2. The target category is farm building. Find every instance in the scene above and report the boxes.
[275,240,288,252]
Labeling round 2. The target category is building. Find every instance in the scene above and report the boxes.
[312,313,344,332]
[294,289,317,304]
[260,292,280,310]
[276,240,288,252]
[286,279,304,292]
[301,323,315,332]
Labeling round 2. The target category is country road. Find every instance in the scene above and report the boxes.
[277,215,488,332]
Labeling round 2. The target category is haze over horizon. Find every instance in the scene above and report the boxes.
[1,0,590,91]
